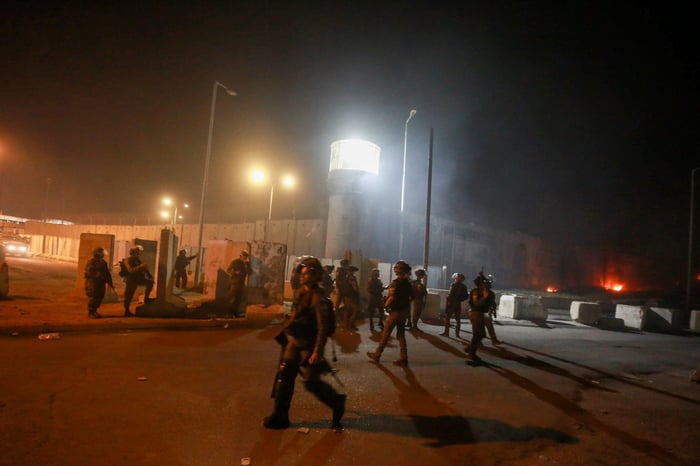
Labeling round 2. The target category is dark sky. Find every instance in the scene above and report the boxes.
[1,1,698,272]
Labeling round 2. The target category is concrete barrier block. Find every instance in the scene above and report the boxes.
[499,294,516,318]
[570,301,602,325]
[421,291,445,325]
[597,316,625,331]
[646,307,682,330]
[540,295,573,311]
[499,294,548,320]
[690,310,700,332]
[615,304,645,330]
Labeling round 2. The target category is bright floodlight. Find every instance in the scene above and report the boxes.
[251,169,266,184]
[329,139,380,175]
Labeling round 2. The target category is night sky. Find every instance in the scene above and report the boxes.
[1,2,697,277]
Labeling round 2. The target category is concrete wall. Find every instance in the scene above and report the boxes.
[21,212,658,293]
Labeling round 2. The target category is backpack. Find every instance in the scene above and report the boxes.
[118,259,128,278]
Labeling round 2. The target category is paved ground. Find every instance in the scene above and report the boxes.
[1,256,700,465]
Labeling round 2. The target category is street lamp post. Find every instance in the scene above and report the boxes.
[161,197,188,225]
[251,170,295,241]
[686,166,700,320]
[195,81,236,284]
[399,109,417,259]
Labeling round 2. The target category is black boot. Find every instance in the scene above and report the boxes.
[263,412,290,429]
[305,379,346,431]
[332,394,346,431]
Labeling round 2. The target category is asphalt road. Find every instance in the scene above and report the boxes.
[1,322,699,465]
[0,256,699,465]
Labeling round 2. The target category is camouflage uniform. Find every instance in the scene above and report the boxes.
[84,249,113,318]
[366,270,385,331]
[226,252,251,316]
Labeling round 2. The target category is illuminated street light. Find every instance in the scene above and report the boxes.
[399,109,417,259]
[195,81,236,283]
[251,169,295,240]
[161,197,189,226]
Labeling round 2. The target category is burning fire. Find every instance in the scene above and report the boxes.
[603,282,625,292]
[546,286,558,293]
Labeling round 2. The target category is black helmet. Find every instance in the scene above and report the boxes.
[474,271,491,287]
[452,272,465,281]
[296,256,323,279]
[414,268,426,276]
[92,247,105,257]
[393,260,411,273]
[179,249,187,255]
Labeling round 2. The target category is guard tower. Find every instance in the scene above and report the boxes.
[325,139,380,258]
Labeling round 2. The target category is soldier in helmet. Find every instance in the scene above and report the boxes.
[84,247,114,319]
[123,245,154,317]
[367,260,413,366]
[264,256,346,432]
[366,268,385,331]
[483,273,503,345]
[174,249,197,289]
[409,268,427,331]
[226,250,251,317]
[465,271,496,363]
[441,273,468,337]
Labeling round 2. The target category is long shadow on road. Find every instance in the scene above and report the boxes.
[359,362,577,449]
[482,359,681,465]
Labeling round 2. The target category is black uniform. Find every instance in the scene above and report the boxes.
[442,279,468,337]
[174,251,197,289]
[123,253,154,316]
[410,273,427,329]
[366,274,385,331]
[226,256,251,316]
[264,285,346,430]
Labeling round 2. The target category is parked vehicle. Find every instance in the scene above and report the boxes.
[0,235,30,257]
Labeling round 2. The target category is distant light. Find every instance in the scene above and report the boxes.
[329,139,380,175]
[546,286,558,293]
[281,175,295,188]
